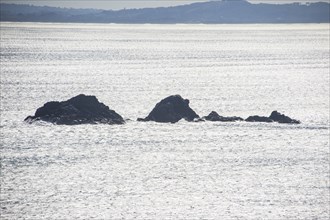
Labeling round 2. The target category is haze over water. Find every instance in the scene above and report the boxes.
[0,22,329,219]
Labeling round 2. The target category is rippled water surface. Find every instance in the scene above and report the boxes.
[0,22,329,219]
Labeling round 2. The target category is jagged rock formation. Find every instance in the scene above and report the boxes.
[24,94,301,125]
[203,111,243,122]
[245,115,273,123]
[245,111,300,124]
[137,95,200,123]
[24,94,124,125]
[269,110,300,124]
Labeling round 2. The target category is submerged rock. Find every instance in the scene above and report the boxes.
[245,111,300,124]
[203,111,243,122]
[24,94,124,125]
[137,95,200,123]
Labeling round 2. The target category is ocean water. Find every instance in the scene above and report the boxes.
[0,22,329,219]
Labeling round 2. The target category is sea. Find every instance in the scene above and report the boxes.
[0,22,329,219]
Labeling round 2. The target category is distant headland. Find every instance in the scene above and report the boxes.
[1,0,329,24]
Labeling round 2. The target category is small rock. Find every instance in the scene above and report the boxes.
[269,111,300,124]
[245,111,300,124]
[245,115,273,123]
[203,111,243,122]
[137,95,200,123]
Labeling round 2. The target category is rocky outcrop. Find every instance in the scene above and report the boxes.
[245,115,273,123]
[245,111,300,124]
[203,111,243,122]
[24,94,124,125]
[269,111,300,124]
[137,95,200,123]
[24,94,301,125]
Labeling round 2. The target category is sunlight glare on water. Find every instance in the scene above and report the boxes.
[0,22,329,219]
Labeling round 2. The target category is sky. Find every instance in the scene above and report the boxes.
[1,0,329,10]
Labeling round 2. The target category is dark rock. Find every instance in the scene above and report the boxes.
[24,94,124,125]
[269,111,300,124]
[245,111,300,124]
[245,115,273,123]
[203,111,243,122]
[138,95,200,123]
